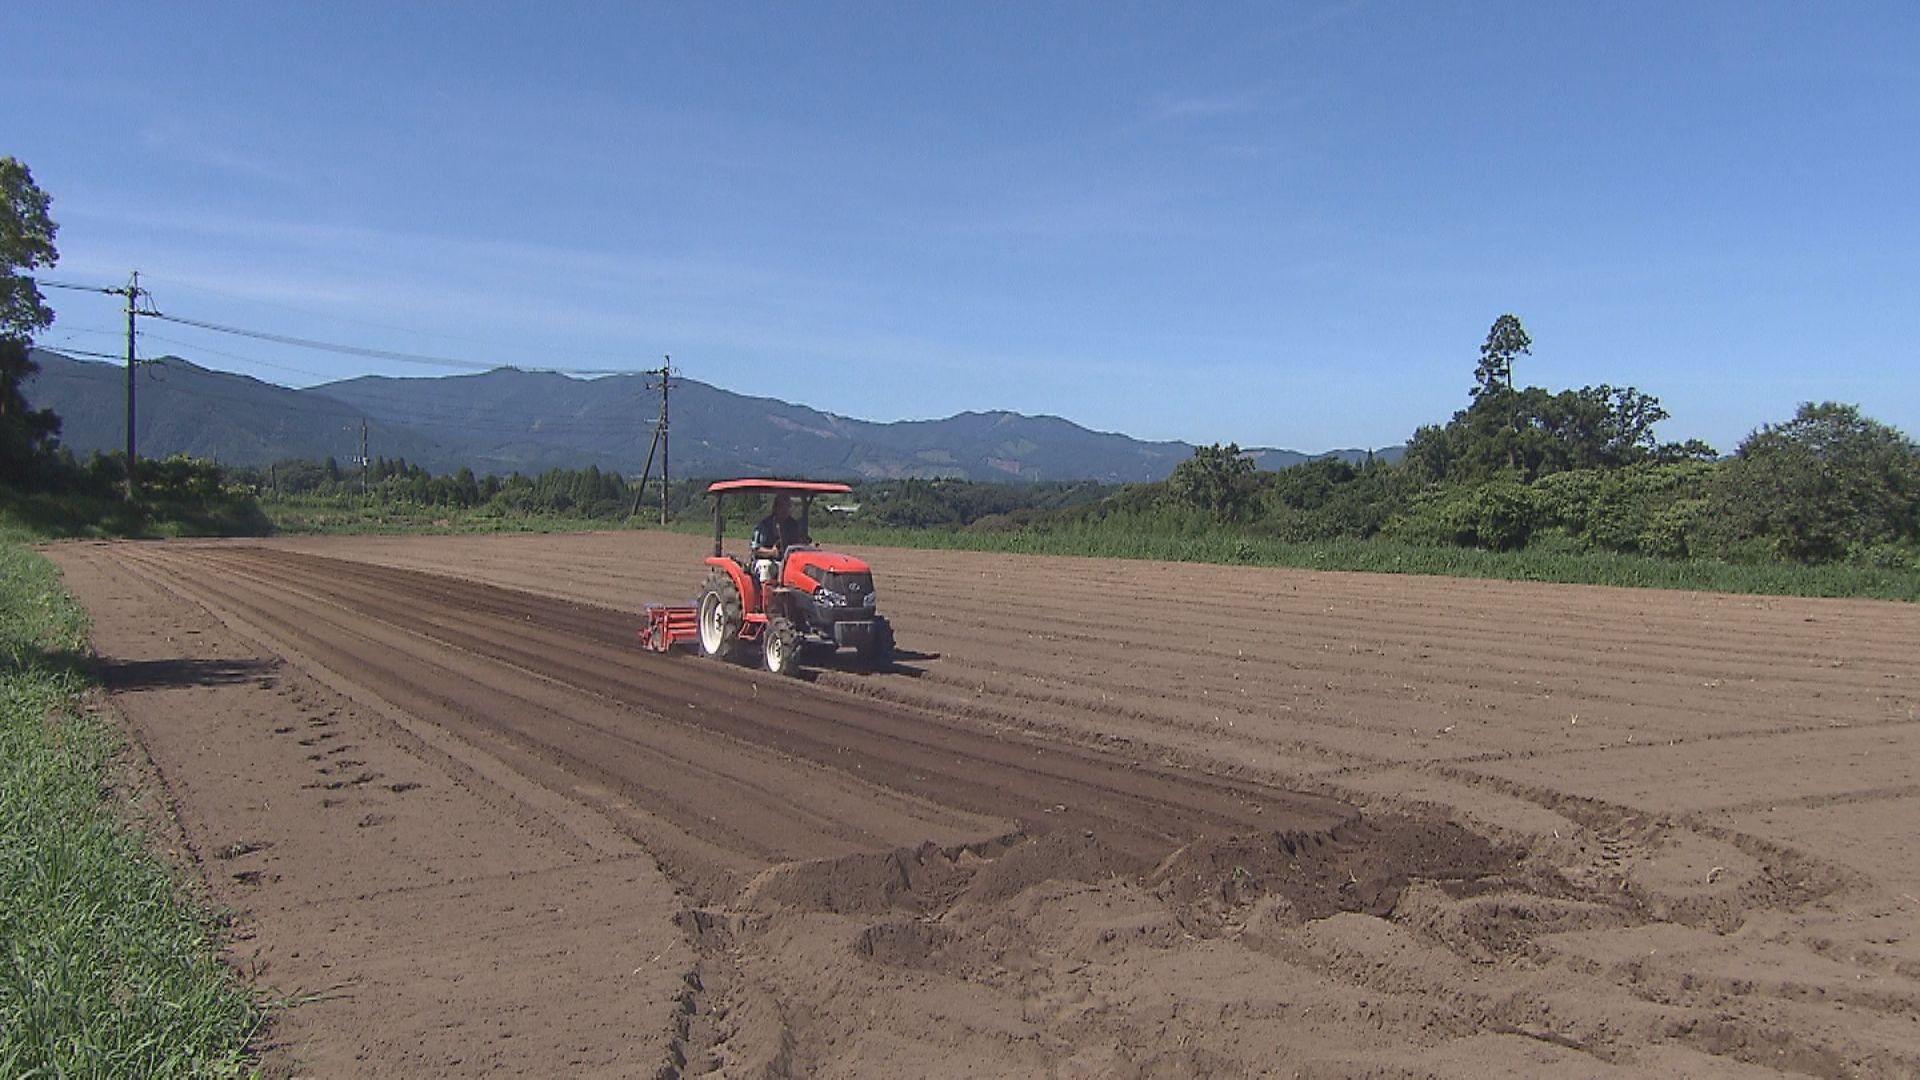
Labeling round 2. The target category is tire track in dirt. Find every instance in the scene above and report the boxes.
[119,548,1001,891]
[127,545,1518,894]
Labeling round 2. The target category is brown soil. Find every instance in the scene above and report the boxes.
[46,532,1920,1077]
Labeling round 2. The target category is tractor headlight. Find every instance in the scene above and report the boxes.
[816,587,849,608]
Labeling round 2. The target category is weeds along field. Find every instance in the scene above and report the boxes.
[0,533,257,1077]
[255,496,1920,601]
[47,528,1920,1076]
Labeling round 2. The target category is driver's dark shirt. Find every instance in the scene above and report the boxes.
[753,514,806,552]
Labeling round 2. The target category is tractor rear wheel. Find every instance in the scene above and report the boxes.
[763,614,800,676]
[697,569,743,660]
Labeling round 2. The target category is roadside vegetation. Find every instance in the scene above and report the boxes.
[0,528,260,1075]
[1,451,271,540]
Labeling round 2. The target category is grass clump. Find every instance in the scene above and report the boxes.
[0,530,259,1077]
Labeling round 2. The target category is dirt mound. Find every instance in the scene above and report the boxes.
[748,808,1528,939]
[1147,816,1525,925]
[741,835,1019,914]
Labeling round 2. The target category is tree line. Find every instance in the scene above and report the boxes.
[1141,315,1918,568]
[241,457,1112,527]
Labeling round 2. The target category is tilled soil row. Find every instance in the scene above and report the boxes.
[137,545,1521,896]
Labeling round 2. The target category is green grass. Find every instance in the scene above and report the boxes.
[253,497,1920,602]
[0,528,260,1077]
[802,522,1920,601]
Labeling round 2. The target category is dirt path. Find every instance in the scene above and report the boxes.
[50,534,1920,1077]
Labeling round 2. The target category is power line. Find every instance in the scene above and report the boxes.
[35,346,126,362]
[29,357,662,439]
[150,311,644,377]
[36,279,123,295]
[42,276,670,380]
[42,325,126,340]
[136,330,339,381]
[133,272,650,366]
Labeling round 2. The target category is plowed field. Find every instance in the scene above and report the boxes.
[49,532,1920,1077]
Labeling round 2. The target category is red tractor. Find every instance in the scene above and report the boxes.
[638,479,894,675]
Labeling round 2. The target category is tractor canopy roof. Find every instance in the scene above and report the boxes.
[705,479,853,497]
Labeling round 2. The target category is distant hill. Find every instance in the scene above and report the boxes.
[24,351,450,468]
[24,350,1402,481]
[1245,445,1404,470]
[311,368,1202,481]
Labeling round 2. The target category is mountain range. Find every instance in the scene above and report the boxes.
[24,350,1402,483]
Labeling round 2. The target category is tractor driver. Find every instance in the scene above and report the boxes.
[751,494,808,584]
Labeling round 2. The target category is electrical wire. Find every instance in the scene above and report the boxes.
[137,331,339,381]
[35,279,124,295]
[41,278,674,382]
[150,311,650,377]
[34,347,126,362]
[28,359,659,439]
[133,272,652,366]
[43,326,125,340]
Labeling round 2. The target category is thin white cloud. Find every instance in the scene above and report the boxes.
[138,121,298,185]
[1145,93,1264,124]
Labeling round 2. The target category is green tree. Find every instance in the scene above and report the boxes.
[1,157,62,483]
[1703,402,1920,563]
[0,338,62,484]
[1471,314,1530,402]
[453,466,480,506]
[1169,443,1256,518]
[1408,315,1692,484]
[1,157,57,340]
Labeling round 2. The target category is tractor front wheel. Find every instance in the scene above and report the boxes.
[857,616,895,667]
[697,569,743,660]
[763,614,801,676]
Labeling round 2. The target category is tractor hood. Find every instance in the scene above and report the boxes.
[784,550,871,577]
[782,550,877,605]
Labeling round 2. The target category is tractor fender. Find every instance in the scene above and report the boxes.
[704,556,759,614]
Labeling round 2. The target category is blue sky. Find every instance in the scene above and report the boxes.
[7,2,1915,452]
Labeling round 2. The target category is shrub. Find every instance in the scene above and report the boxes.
[1386,479,1540,551]
[1698,403,1920,563]
[1529,462,1715,556]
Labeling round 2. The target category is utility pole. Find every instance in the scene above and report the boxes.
[360,418,371,497]
[628,358,676,524]
[113,271,149,500]
[38,271,151,499]
[659,354,671,525]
